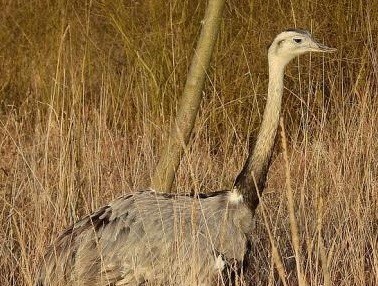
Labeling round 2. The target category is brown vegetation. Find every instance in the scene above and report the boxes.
[1,0,377,285]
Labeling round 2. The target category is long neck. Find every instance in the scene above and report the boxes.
[234,59,285,211]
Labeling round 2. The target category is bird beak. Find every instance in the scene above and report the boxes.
[309,40,337,53]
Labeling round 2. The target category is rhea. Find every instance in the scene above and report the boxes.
[37,30,335,286]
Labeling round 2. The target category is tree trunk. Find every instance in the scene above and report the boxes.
[151,0,226,192]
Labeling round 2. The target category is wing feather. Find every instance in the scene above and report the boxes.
[38,189,253,285]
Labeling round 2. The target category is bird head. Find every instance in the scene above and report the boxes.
[268,29,336,66]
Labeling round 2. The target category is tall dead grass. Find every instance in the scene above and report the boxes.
[1,0,377,285]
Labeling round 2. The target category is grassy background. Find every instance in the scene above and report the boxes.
[1,0,377,285]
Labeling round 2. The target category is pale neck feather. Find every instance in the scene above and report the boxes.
[234,56,286,211]
[250,60,285,174]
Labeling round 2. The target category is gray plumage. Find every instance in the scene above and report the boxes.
[38,190,252,285]
[37,30,335,286]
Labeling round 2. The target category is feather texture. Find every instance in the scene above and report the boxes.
[37,189,253,285]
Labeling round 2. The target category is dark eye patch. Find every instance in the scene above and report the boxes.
[294,38,302,43]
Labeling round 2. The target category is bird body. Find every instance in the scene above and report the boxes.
[37,29,335,285]
[38,189,252,285]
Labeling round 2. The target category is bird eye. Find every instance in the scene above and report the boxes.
[294,38,302,43]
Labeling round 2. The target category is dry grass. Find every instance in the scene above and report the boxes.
[1,0,378,285]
